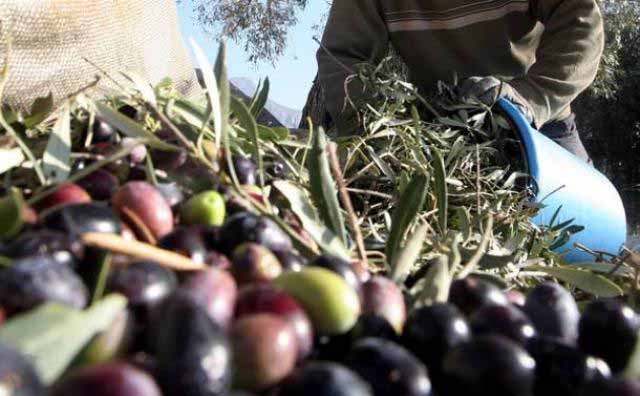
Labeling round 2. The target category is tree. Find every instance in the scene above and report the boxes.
[184,0,309,63]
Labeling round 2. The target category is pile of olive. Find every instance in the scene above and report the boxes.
[0,114,639,396]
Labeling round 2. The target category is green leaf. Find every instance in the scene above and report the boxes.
[307,127,347,245]
[23,93,54,128]
[0,294,127,384]
[432,148,448,232]
[530,266,624,297]
[250,78,270,119]
[214,42,230,148]
[257,125,289,141]
[385,173,428,267]
[273,180,350,260]
[190,39,223,148]
[42,104,71,183]
[231,97,264,187]
[0,147,25,174]
[121,72,156,105]
[416,255,451,306]
[0,188,25,238]
[391,223,429,284]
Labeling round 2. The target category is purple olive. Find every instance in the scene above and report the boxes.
[112,181,174,239]
[158,227,208,264]
[232,314,298,391]
[51,362,161,396]
[38,183,91,212]
[361,276,407,334]
[180,268,238,329]
[77,169,120,201]
[231,243,283,285]
[91,117,116,143]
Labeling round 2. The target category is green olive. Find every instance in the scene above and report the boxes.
[181,190,226,226]
[274,267,361,335]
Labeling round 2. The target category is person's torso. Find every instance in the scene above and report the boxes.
[378,0,543,92]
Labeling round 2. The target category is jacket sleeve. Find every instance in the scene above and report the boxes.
[317,0,389,135]
[509,0,604,127]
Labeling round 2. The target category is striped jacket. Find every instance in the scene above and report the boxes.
[317,0,604,133]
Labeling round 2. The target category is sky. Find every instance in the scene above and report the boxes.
[176,2,329,111]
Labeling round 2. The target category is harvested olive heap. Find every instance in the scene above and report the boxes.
[1,50,640,396]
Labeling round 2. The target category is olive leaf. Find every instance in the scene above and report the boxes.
[0,147,25,175]
[0,294,127,384]
[190,39,223,148]
[42,104,71,183]
[308,127,347,245]
[432,147,448,233]
[23,93,54,129]
[385,173,428,268]
[214,42,230,147]
[273,180,350,260]
[529,266,624,297]
[231,97,264,187]
[416,255,451,306]
[391,223,429,284]
[250,78,270,119]
[0,188,25,238]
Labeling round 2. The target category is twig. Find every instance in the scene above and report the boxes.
[82,233,206,271]
[475,144,481,215]
[327,142,369,266]
[457,214,495,279]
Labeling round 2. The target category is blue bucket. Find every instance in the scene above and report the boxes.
[497,99,627,262]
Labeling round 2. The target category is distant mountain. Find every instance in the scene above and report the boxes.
[231,77,302,129]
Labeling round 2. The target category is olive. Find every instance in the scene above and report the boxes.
[279,362,373,396]
[525,337,611,396]
[470,304,536,345]
[112,181,174,239]
[442,335,536,396]
[121,137,147,164]
[311,254,362,293]
[578,299,640,373]
[0,341,44,396]
[155,291,231,396]
[235,284,313,360]
[345,337,432,396]
[506,290,526,307]
[91,117,116,143]
[523,282,580,345]
[401,303,471,381]
[0,256,88,315]
[449,277,508,316]
[158,227,208,264]
[361,276,406,334]
[51,362,161,396]
[150,148,188,171]
[205,251,232,269]
[106,261,177,321]
[38,183,91,212]
[219,212,292,255]
[76,309,134,365]
[232,313,298,391]
[579,379,640,396]
[42,202,121,235]
[181,190,226,227]
[180,268,237,329]
[118,104,138,119]
[275,267,361,335]
[3,230,84,267]
[230,155,257,185]
[231,243,283,284]
[349,314,400,343]
[155,182,185,208]
[77,169,120,201]
[274,250,307,272]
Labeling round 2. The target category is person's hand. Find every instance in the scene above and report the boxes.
[457,76,535,125]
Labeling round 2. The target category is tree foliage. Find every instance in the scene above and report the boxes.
[185,0,308,63]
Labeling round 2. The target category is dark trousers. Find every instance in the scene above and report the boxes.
[539,114,592,164]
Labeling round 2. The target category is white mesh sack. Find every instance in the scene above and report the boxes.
[0,0,201,110]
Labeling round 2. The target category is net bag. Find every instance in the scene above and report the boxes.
[0,0,200,110]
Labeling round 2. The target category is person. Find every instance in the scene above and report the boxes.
[317,0,604,163]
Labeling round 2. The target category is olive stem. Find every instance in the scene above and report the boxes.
[81,233,206,271]
[456,214,495,279]
[327,142,369,267]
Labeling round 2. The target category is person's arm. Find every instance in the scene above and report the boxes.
[509,0,604,127]
[317,0,389,135]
